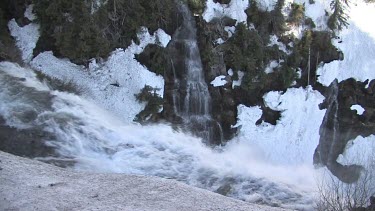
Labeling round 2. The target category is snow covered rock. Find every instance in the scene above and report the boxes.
[0,151,287,211]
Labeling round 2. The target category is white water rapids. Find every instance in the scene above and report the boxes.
[0,62,319,210]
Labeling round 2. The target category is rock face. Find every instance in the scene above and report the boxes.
[0,116,55,159]
[314,79,375,183]
[195,16,239,141]
[0,151,287,211]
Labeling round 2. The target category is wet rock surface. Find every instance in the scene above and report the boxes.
[314,79,375,183]
[0,116,55,159]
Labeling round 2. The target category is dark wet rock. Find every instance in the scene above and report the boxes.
[0,116,55,159]
[0,0,30,26]
[256,102,281,125]
[314,79,375,183]
[0,4,23,64]
[216,183,232,196]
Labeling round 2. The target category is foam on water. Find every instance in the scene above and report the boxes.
[0,62,318,210]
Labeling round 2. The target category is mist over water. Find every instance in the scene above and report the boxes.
[0,62,319,210]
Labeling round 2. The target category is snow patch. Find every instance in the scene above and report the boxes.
[235,87,326,165]
[265,60,281,74]
[350,104,365,115]
[210,75,227,87]
[337,135,375,167]
[232,70,244,88]
[203,0,249,24]
[31,28,170,123]
[224,26,236,37]
[317,0,375,86]
[268,35,290,54]
[24,4,36,21]
[215,38,225,45]
[8,19,40,62]
[228,69,234,76]
[256,0,278,11]
[263,91,283,109]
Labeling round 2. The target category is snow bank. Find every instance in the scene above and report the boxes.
[265,60,281,74]
[8,19,40,62]
[337,135,375,167]
[289,0,330,30]
[317,0,375,86]
[232,70,244,88]
[31,28,169,123]
[350,104,365,115]
[24,5,36,21]
[210,75,227,87]
[0,151,286,211]
[203,0,249,24]
[234,87,326,165]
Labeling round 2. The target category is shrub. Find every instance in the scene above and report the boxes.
[134,85,163,123]
[288,3,305,25]
[187,0,206,14]
[135,44,168,76]
[246,0,286,39]
[305,17,316,28]
[316,153,375,211]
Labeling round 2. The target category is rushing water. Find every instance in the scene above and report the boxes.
[0,61,318,210]
[168,2,223,144]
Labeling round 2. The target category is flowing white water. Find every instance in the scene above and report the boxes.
[0,62,318,210]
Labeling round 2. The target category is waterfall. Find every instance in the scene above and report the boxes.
[0,61,318,210]
[167,2,223,145]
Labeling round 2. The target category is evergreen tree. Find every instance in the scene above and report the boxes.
[328,0,349,31]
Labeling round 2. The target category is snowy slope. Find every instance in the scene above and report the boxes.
[317,0,375,86]
[30,28,169,123]
[234,87,326,165]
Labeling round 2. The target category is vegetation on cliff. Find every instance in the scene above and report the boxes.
[33,0,180,64]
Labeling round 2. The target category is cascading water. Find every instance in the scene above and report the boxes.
[0,61,318,210]
[167,2,223,145]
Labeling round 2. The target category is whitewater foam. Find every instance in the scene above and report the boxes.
[0,61,319,210]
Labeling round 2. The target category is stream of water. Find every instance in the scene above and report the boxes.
[0,61,318,210]
[168,2,223,144]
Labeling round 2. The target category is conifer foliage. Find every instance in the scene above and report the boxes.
[33,0,179,64]
[328,0,350,31]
